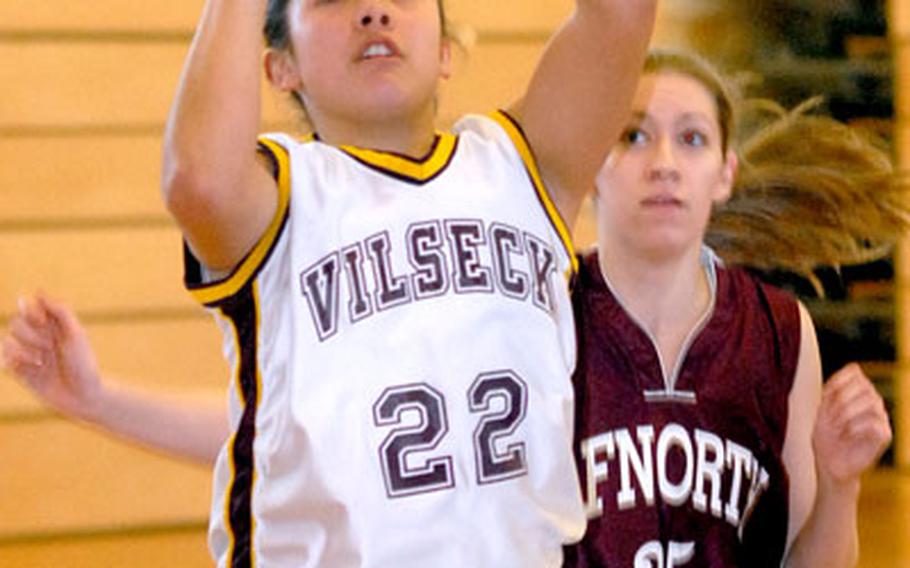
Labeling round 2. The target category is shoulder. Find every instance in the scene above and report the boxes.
[257,132,321,160]
[453,112,508,139]
[453,111,532,158]
[720,264,800,319]
[718,264,802,376]
[570,249,619,332]
[572,249,602,293]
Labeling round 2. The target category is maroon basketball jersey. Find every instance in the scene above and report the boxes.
[565,251,801,568]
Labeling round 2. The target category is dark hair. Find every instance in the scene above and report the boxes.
[264,0,292,51]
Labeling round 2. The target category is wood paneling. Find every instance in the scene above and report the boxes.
[857,470,910,567]
[0,227,191,314]
[0,528,210,568]
[893,0,910,38]
[0,136,165,221]
[0,0,571,34]
[0,420,211,535]
[441,42,545,124]
[0,1,203,33]
[0,42,546,130]
[0,43,290,128]
[892,0,910,469]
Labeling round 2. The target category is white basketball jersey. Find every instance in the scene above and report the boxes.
[185,111,585,568]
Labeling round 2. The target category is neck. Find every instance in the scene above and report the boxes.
[309,103,438,158]
[597,238,711,337]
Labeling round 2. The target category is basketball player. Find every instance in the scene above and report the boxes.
[565,50,898,568]
[160,0,656,566]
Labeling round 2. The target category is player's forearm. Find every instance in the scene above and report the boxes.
[784,477,860,568]
[162,0,266,217]
[85,380,228,464]
[516,0,656,223]
[568,0,657,171]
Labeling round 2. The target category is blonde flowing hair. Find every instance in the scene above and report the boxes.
[645,50,910,286]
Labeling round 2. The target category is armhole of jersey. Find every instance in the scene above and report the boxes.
[185,137,292,307]
[488,110,578,274]
[771,286,803,395]
[785,296,804,394]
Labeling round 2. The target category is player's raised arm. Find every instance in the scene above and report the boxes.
[161,0,279,271]
[509,0,657,225]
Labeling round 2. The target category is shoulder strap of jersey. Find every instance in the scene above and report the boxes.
[487,110,578,274]
[184,136,292,307]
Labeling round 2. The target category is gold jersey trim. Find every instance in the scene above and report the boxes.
[488,110,578,274]
[337,132,458,185]
[187,137,292,306]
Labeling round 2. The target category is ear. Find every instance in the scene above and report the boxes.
[714,150,738,204]
[439,37,453,80]
[264,48,303,93]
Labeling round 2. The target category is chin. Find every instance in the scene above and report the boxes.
[637,234,697,262]
[361,88,427,119]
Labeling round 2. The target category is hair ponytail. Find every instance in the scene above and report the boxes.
[705,97,909,282]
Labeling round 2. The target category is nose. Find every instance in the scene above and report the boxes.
[647,135,680,183]
[359,2,392,28]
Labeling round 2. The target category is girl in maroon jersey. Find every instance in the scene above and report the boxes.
[566,49,901,568]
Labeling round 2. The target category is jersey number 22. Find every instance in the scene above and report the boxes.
[373,370,528,499]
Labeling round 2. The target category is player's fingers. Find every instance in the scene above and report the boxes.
[842,414,893,454]
[8,315,54,354]
[825,386,886,431]
[823,366,868,397]
[1,335,46,380]
[831,400,891,443]
[824,362,864,390]
[18,296,51,330]
[822,373,878,416]
[38,294,82,339]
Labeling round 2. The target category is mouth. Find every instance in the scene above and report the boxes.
[641,195,684,208]
[359,39,401,61]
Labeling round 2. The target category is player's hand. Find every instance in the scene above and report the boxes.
[1,294,104,421]
[812,363,892,487]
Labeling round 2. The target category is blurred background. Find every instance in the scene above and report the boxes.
[0,0,908,565]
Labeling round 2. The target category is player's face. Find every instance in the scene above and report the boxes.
[269,0,451,132]
[595,71,736,260]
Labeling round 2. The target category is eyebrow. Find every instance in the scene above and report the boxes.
[629,111,712,123]
[676,112,713,124]
[629,111,716,135]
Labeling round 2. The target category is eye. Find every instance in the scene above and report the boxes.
[680,129,708,147]
[622,128,648,146]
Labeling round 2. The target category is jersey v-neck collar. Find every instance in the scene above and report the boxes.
[592,247,723,405]
[313,132,459,185]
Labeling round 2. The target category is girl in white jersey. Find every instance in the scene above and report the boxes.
[160,1,656,566]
